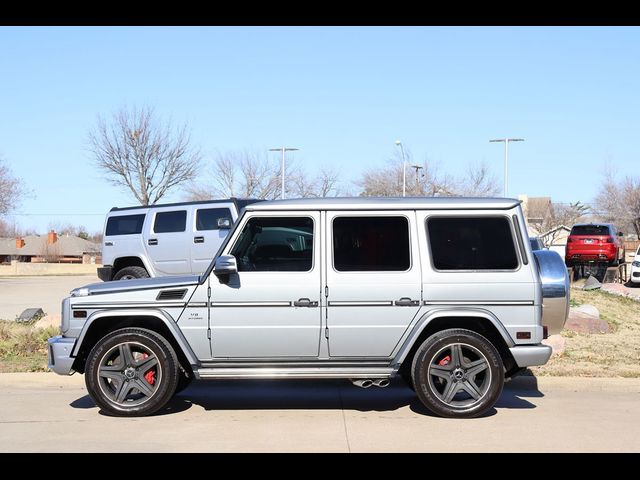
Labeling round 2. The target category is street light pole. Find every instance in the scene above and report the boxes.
[411,164,423,192]
[269,147,299,199]
[489,138,524,197]
[395,140,407,197]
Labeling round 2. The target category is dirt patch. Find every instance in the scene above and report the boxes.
[533,288,640,377]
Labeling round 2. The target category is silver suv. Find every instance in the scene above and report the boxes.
[48,197,569,418]
[98,198,258,281]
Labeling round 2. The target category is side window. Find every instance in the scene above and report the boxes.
[230,216,314,272]
[154,210,187,233]
[196,208,232,231]
[105,214,146,236]
[333,216,410,272]
[428,217,518,270]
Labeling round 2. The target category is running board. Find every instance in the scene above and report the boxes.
[194,366,395,380]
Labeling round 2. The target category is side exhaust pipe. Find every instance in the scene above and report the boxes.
[372,379,390,388]
[351,379,373,388]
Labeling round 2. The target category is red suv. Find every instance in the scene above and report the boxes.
[565,223,625,267]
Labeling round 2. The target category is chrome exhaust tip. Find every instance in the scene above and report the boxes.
[351,379,373,388]
[373,379,390,388]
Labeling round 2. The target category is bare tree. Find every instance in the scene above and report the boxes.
[187,150,341,200]
[88,106,202,205]
[0,156,25,216]
[539,201,590,245]
[595,167,640,237]
[456,162,500,197]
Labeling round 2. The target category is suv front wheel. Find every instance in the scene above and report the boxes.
[85,328,179,416]
[411,328,504,418]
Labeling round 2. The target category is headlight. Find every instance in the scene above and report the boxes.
[633,261,640,267]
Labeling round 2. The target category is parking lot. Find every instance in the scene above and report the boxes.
[0,275,98,320]
[0,373,638,452]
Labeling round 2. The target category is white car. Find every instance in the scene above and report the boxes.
[631,246,640,284]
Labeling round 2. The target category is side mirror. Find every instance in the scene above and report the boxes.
[217,218,232,230]
[213,254,237,277]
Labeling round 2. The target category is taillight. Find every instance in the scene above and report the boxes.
[606,237,614,243]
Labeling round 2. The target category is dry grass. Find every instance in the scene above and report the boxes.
[0,321,58,373]
[533,288,640,377]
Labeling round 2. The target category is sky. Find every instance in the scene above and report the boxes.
[1,26,639,234]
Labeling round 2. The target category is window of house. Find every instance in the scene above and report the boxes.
[333,216,410,272]
[428,217,518,270]
[230,217,314,272]
[105,214,146,236]
[153,211,187,233]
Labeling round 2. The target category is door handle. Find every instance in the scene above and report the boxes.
[395,297,419,306]
[148,239,158,246]
[293,298,318,307]
[194,236,205,244]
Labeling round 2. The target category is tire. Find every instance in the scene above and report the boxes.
[113,266,149,281]
[85,328,179,417]
[411,328,504,418]
[399,368,415,391]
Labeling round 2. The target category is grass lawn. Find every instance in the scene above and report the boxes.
[533,287,640,378]
[0,321,58,373]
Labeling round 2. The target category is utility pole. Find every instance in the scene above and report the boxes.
[269,147,299,199]
[395,140,407,197]
[411,164,423,193]
[489,138,524,197]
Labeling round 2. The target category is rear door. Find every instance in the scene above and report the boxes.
[190,205,233,274]
[145,208,191,275]
[325,211,422,357]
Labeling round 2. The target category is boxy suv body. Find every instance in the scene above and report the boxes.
[49,197,569,418]
[565,223,625,267]
[98,198,258,281]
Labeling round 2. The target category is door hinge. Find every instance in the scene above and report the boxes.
[207,329,211,340]
[324,286,329,297]
[207,286,211,298]
[324,327,329,339]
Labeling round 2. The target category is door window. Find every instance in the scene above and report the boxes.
[105,214,145,236]
[332,216,410,271]
[154,210,187,233]
[230,216,314,272]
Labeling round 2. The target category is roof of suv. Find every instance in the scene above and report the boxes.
[109,198,260,212]
[246,197,520,211]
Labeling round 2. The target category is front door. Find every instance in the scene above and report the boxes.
[210,212,322,358]
[325,211,422,357]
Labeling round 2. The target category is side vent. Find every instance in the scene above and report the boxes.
[156,289,187,301]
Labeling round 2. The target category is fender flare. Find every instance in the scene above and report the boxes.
[112,255,156,277]
[71,308,198,366]
[392,307,515,365]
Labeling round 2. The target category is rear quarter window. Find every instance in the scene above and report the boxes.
[427,216,519,270]
[105,214,146,236]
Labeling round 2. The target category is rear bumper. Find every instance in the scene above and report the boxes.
[97,266,113,282]
[47,336,76,375]
[509,344,552,367]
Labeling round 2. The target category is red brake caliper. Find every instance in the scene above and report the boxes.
[141,353,156,385]
[438,355,451,366]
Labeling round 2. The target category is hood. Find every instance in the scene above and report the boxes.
[71,275,201,297]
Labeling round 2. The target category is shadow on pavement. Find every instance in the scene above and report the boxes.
[70,376,543,417]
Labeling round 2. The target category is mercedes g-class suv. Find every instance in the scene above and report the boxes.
[48,197,569,418]
[99,198,258,281]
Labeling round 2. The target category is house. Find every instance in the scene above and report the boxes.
[0,231,101,265]
[518,195,554,235]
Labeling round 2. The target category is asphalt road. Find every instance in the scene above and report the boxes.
[0,373,638,452]
[0,275,99,320]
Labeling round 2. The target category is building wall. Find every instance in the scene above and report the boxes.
[0,261,101,276]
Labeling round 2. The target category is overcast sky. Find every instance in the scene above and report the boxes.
[1,26,638,233]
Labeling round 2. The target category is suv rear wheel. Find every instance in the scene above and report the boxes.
[113,266,149,280]
[85,328,179,417]
[411,328,504,418]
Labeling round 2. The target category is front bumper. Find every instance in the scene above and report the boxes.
[509,344,552,367]
[47,336,76,375]
[97,266,113,282]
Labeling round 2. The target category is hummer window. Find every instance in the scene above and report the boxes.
[105,214,146,236]
[230,216,314,272]
[154,210,187,233]
[196,208,232,231]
